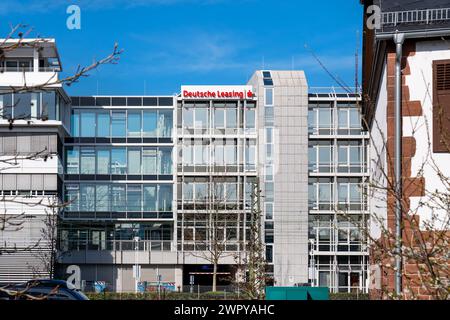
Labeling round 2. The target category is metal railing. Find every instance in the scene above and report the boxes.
[61,240,173,252]
[39,66,61,72]
[382,8,450,27]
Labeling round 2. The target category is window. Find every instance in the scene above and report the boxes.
[143,185,157,211]
[1,94,13,119]
[111,148,127,174]
[97,111,110,137]
[159,110,172,137]
[266,245,273,263]
[80,111,96,137]
[159,147,172,174]
[224,143,236,165]
[432,60,450,152]
[337,178,363,210]
[214,108,225,128]
[194,143,208,165]
[42,92,56,120]
[338,108,361,134]
[142,148,157,174]
[195,183,208,201]
[80,185,95,211]
[245,140,256,170]
[265,106,274,126]
[318,108,332,134]
[183,182,194,201]
[265,88,274,106]
[318,183,332,210]
[96,185,109,211]
[71,110,80,136]
[265,165,273,181]
[128,148,141,174]
[183,142,194,165]
[318,144,332,173]
[226,108,237,129]
[245,109,255,130]
[80,148,95,174]
[14,93,32,119]
[66,147,79,174]
[265,202,274,220]
[111,111,126,137]
[265,182,274,201]
[65,185,79,211]
[183,107,194,128]
[158,185,172,211]
[337,141,363,173]
[96,149,110,174]
[226,183,238,202]
[195,108,208,129]
[127,185,142,211]
[308,108,316,134]
[128,111,142,137]
[309,178,333,210]
[143,110,158,137]
[111,185,126,211]
[214,141,224,165]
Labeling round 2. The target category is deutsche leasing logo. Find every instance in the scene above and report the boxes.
[66,5,81,30]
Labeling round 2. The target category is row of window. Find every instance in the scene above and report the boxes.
[70,109,173,138]
[180,140,256,167]
[59,223,173,251]
[65,183,173,212]
[66,146,172,175]
[308,140,367,173]
[180,106,255,130]
[308,107,362,135]
[308,178,367,211]
[71,96,173,107]
[0,91,67,120]
[179,180,254,204]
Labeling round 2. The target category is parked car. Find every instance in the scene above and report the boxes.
[1,279,89,300]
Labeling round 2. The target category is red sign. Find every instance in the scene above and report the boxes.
[181,86,254,100]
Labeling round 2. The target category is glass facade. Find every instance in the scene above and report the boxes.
[71,108,173,138]
[65,146,173,175]
[308,96,369,294]
[63,97,175,255]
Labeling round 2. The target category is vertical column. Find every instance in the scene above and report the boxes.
[33,47,39,72]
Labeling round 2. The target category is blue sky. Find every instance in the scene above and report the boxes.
[0,0,363,96]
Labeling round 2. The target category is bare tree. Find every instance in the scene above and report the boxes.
[187,180,239,292]
[233,179,267,299]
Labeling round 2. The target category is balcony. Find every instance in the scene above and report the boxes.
[377,7,450,34]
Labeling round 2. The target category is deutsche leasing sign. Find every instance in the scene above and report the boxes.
[181,86,254,100]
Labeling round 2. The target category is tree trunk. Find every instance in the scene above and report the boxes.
[212,262,217,292]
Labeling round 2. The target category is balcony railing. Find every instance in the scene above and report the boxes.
[381,7,450,27]
[61,240,173,252]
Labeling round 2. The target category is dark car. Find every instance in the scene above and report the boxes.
[1,279,89,300]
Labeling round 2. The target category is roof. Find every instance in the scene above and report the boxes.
[370,0,450,34]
